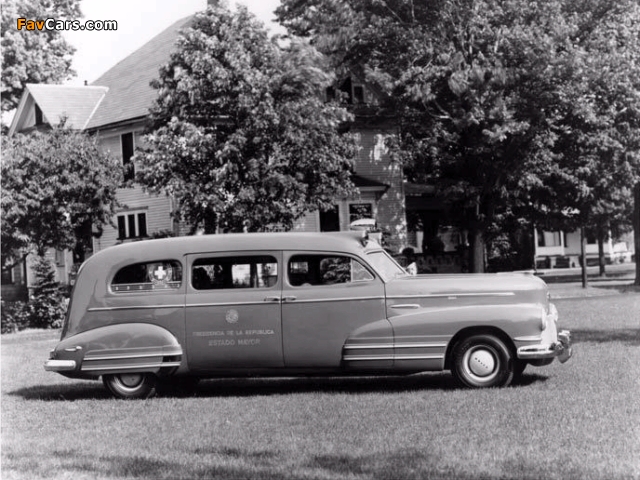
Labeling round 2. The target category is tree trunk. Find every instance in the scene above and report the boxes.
[634,182,640,286]
[581,227,588,289]
[469,227,485,273]
[597,228,606,277]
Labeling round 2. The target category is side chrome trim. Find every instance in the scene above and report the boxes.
[343,344,394,350]
[291,296,385,304]
[386,292,515,299]
[187,300,276,308]
[83,352,177,362]
[343,342,447,350]
[394,354,444,361]
[343,354,444,361]
[390,304,421,309]
[88,304,184,312]
[82,361,182,372]
[343,355,395,361]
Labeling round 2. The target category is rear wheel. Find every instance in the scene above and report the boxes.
[452,334,515,388]
[103,373,157,399]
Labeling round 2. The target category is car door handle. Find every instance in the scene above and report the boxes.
[264,296,281,303]
[282,296,297,302]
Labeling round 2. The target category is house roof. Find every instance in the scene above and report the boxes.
[86,15,193,130]
[352,174,388,190]
[9,84,108,134]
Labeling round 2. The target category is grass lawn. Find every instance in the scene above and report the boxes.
[2,293,639,480]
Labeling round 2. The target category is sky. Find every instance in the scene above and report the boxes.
[64,0,284,86]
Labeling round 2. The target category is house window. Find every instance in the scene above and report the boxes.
[35,104,44,125]
[537,229,561,247]
[1,267,13,285]
[117,211,147,239]
[55,249,65,267]
[353,85,365,104]
[349,203,373,223]
[319,206,340,232]
[121,132,135,181]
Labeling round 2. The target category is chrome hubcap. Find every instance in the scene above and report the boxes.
[468,349,496,377]
[462,345,500,383]
[118,373,143,388]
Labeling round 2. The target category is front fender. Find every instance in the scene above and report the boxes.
[389,303,543,341]
[45,323,183,378]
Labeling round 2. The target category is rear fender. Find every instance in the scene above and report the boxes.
[50,323,183,378]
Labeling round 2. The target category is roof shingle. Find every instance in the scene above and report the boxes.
[86,16,193,130]
[26,84,108,129]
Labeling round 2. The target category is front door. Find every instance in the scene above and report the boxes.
[281,251,388,368]
[185,252,283,371]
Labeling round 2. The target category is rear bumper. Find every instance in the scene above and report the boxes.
[44,359,77,372]
[517,330,572,364]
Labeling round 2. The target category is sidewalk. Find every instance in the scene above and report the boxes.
[533,262,636,284]
[523,262,639,299]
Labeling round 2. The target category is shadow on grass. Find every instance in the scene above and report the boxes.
[4,446,596,480]
[571,328,640,346]
[10,371,551,402]
[591,283,640,294]
[7,381,111,401]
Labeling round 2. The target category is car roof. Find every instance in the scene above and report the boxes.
[86,231,382,267]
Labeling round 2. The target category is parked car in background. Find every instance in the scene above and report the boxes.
[45,232,572,399]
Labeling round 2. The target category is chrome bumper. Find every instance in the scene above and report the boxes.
[44,359,77,372]
[517,330,572,363]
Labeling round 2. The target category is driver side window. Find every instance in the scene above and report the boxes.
[288,254,374,286]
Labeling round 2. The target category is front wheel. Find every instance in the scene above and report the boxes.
[452,334,514,388]
[103,373,157,399]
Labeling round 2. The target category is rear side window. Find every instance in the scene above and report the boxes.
[192,256,278,290]
[111,260,182,292]
[288,254,374,286]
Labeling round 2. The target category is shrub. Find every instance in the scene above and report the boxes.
[1,300,30,333]
[28,256,67,329]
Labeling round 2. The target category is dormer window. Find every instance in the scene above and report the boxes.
[353,85,364,104]
[327,77,366,105]
[34,104,43,125]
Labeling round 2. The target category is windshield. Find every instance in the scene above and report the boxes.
[366,251,408,282]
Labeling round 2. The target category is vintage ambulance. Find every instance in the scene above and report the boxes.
[45,232,572,399]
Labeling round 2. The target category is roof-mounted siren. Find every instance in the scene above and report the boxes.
[350,218,380,247]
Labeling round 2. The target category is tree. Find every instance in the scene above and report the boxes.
[135,3,357,234]
[529,0,640,282]
[635,183,640,286]
[278,0,568,271]
[277,0,640,273]
[28,255,66,329]
[1,0,81,112]
[1,126,122,273]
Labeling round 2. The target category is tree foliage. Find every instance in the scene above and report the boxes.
[28,255,66,329]
[277,0,640,271]
[135,3,357,234]
[1,126,122,270]
[1,0,81,112]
